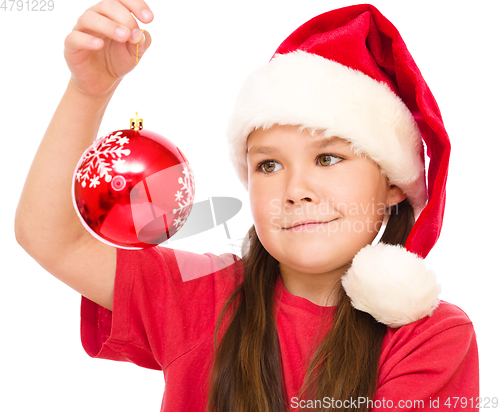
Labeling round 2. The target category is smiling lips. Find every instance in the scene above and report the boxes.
[284,219,336,232]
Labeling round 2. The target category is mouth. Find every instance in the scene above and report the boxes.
[284,219,337,232]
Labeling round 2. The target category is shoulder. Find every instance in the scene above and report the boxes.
[424,300,472,324]
[376,301,479,397]
[379,300,476,371]
[118,246,244,282]
[396,300,472,335]
[115,246,245,309]
[383,300,474,346]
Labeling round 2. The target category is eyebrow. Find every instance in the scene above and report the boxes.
[247,137,346,157]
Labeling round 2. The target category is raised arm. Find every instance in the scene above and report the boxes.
[15,0,154,311]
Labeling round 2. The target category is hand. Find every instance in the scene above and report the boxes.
[64,0,153,97]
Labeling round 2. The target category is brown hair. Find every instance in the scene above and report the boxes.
[207,198,415,412]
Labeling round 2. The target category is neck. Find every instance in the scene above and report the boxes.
[278,262,351,307]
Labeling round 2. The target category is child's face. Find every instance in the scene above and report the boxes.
[246,124,406,276]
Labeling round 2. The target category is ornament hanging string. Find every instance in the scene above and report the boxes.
[131,29,146,131]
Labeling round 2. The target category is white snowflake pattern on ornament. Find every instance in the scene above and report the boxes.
[172,166,195,228]
[76,131,131,188]
[89,176,101,188]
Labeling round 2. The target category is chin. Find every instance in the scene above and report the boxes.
[278,246,351,275]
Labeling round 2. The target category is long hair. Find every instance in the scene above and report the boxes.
[207,198,415,412]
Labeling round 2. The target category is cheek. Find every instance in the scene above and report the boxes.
[248,193,281,256]
[332,171,388,220]
[249,181,278,229]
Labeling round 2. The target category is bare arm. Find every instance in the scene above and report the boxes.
[15,80,118,310]
[15,0,154,311]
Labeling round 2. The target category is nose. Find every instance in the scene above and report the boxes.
[283,169,320,206]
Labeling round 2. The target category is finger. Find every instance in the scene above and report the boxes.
[91,0,153,29]
[90,0,145,38]
[75,9,133,43]
[114,0,154,24]
[64,30,104,55]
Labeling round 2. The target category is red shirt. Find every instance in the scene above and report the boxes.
[81,247,479,411]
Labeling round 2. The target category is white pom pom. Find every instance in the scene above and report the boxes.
[341,243,441,328]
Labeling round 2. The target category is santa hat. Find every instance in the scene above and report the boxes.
[227,4,448,328]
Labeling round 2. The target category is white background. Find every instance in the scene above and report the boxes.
[1,0,499,410]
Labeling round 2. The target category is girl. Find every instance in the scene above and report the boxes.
[15,1,479,411]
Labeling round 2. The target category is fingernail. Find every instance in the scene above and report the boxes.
[91,37,102,46]
[141,9,153,21]
[115,27,127,39]
[132,28,141,40]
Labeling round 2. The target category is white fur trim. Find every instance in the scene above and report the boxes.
[341,243,441,328]
[227,51,427,215]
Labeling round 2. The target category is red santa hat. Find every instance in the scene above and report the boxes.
[227,4,448,328]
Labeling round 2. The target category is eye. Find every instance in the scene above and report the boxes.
[257,160,283,174]
[317,154,343,166]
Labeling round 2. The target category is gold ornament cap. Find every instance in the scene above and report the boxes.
[130,112,143,131]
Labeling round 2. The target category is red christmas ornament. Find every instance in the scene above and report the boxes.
[72,114,195,249]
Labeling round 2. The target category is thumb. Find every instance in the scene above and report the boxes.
[126,29,152,64]
[137,30,152,61]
